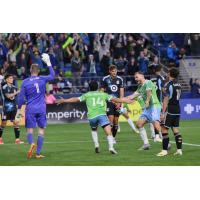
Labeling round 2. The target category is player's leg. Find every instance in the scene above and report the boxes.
[157,113,171,156]
[149,123,155,139]
[88,117,100,153]
[25,113,36,158]
[12,109,24,144]
[113,116,119,138]
[99,115,117,154]
[0,115,7,144]
[123,112,139,133]
[172,115,182,156]
[136,109,150,150]
[35,113,47,158]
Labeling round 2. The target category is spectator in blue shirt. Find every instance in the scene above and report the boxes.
[137,51,149,74]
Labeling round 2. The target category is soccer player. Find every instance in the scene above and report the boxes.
[16,53,55,159]
[101,65,124,142]
[56,80,133,154]
[0,74,24,144]
[118,103,139,133]
[157,68,182,156]
[150,66,165,142]
[127,71,162,150]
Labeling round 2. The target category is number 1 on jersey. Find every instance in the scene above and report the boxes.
[34,83,40,93]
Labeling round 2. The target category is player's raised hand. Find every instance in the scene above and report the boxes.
[56,98,65,105]
[41,53,51,66]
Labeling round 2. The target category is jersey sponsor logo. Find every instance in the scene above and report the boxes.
[110,84,118,92]
[184,104,195,114]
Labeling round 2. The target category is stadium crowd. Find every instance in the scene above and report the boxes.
[0,33,199,94]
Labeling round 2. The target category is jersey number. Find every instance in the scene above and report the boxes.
[34,83,40,93]
[176,89,181,100]
[92,97,103,106]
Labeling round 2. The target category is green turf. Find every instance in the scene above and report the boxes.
[0,120,199,166]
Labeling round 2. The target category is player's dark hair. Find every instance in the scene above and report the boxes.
[5,74,13,80]
[30,64,40,75]
[109,65,117,71]
[89,80,99,91]
[154,65,162,73]
[134,71,144,76]
[169,68,179,79]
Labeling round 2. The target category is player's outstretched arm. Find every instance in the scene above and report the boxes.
[127,91,140,100]
[41,53,55,81]
[111,97,134,104]
[56,97,80,105]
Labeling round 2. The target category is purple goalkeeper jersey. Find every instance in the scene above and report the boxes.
[18,66,55,114]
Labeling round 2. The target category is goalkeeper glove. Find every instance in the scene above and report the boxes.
[41,53,51,66]
[15,109,23,123]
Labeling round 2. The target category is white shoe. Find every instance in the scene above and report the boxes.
[138,143,150,150]
[109,148,118,154]
[154,137,162,143]
[174,149,183,156]
[157,150,168,157]
[133,128,139,134]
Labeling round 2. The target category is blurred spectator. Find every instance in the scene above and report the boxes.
[114,56,127,75]
[149,56,159,75]
[45,91,56,104]
[71,51,83,92]
[127,58,138,75]
[167,41,179,66]
[190,78,200,98]
[88,54,96,76]
[101,50,113,75]
[190,34,200,56]
[6,61,19,78]
[137,51,149,74]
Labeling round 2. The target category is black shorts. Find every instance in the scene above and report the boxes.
[1,109,17,122]
[163,113,180,129]
[106,102,120,117]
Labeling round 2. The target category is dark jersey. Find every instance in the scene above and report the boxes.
[1,83,18,112]
[164,80,181,115]
[101,75,124,98]
[151,75,165,103]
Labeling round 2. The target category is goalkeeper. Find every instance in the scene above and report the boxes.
[16,53,55,159]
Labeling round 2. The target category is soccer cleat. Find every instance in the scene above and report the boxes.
[174,149,183,156]
[95,147,100,153]
[27,143,36,159]
[157,150,168,157]
[153,137,162,143]
[133,128,139,134]
[109,148,118,154]
[35,154,45,159]
[0,138,4,145]
[138,143,150,151]
[15,139,24,144]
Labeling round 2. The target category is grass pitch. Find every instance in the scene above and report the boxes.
[0,120,199,166]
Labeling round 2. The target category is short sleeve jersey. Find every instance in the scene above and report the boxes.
[79,91,113,119]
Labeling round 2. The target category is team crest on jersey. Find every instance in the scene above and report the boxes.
[110,84,118,92]
[116,80,119,84]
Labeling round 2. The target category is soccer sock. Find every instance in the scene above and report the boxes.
[107,135,114,149]
[91,130,99,148]
[127,118,137,131]
[139,127,149,145]
[0,126,5,138]
[14,126,20,139]
[174,133,182,150]
[162,133,169,150]
[112,124,118,138]
[27,133,34,144]
[154,129,161,139]
[36,134,44,155]
[149,123,155,138]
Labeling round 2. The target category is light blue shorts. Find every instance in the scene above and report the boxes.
[140,106,161,123]
[89,115,110,129]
